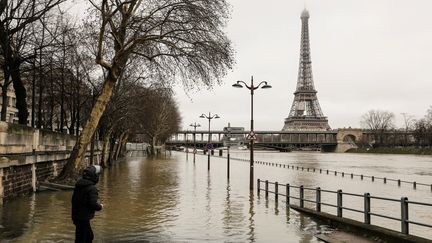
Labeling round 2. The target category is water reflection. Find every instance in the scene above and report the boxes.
[247,192,256,242]
[3,153,330,242]
[0,194,34,239]
[205,172,212,231]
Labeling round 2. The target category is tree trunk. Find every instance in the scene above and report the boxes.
[100,129,112,168]
[48,59,54,129]
[108,134,116,167]
[10,61,29,125]
[114,131,128,160]
[76,66,81,136]
[37,68,44,128]
[151,136,157,156]
[120,134,129,158]
[58,76,116,180]
[1,83,9,121]
[90,133,95,165]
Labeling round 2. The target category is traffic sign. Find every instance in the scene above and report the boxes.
[193,149,197,154]
[246,131,258,141]
[206,143,214,150]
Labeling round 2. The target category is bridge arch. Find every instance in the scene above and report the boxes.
[333,128,363,152]
[336,128,363,143]
[343,134,357,143]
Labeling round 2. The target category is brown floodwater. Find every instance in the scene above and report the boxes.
[1,152,333,242]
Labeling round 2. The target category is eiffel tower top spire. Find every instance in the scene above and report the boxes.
[301,8,309,18]
[296,8,316,95]
[282,9,330,131]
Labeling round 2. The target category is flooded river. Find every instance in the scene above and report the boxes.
[1,151,431,242]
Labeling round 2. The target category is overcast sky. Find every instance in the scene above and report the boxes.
[173,0,432,131]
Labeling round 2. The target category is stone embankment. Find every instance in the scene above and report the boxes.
[0,121,105,203]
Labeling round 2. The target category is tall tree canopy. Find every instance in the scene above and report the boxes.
[59,0,234,179]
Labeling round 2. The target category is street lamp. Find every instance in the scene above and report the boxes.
[232,76,271,191]
[189,122,201,163]
[199,112,220,170]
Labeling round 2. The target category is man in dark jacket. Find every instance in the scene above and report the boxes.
[72,165,103,243]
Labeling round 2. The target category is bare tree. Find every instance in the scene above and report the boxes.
[133,86,180,155]
[0,0,66,124]
[413,107,432,147]
[361,109,395,146]
[400,112,415,146]
[59,0,234,179]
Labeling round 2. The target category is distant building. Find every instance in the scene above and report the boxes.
[0,80,19,124]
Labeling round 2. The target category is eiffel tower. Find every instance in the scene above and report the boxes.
[282,9,330,131]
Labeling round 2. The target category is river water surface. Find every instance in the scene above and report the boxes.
[1,151,432,242]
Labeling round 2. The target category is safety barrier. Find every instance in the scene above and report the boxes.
[257,178,432,237]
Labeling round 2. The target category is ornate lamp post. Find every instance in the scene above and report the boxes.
[233,76,271,191]
[199,112,220,170]
[189,122,201,163]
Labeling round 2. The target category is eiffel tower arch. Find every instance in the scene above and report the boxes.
[282,9,331,131]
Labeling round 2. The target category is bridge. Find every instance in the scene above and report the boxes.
[166,128,364,152]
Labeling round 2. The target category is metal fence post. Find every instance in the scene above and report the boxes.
[361,174,363,180]
[275,182,279,201]
[334,171,337,176]
[413,182,416,189]
[401,197,409,234]
[398,179,401,186]
[372,176,374,182]
[326,170,329,174]
[316,187,321,212]
[265,180,269,198]
[286,184,290,206]
[337,190,343,217]
[364,193,371,224]
[384,177,387,184]
[300,185,304,208]
[351,173,353,179]
[320,169,322,173]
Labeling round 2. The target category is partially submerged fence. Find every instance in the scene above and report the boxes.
[257,179,432,239]
[228,156,432,191]
[187,150,432,190]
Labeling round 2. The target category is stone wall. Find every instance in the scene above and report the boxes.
[2,164,33,199]
[0,121,105,203]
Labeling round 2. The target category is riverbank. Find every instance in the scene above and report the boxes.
[346,147,432,155]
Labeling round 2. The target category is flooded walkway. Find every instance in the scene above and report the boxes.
[1,152,329,242]
[2,151,432,242]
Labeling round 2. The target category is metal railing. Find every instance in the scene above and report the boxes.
[185,151,431,190]
[257,179,432,236]
[226,156,432,191]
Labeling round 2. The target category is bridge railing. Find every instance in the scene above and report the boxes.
[257,179,432,237]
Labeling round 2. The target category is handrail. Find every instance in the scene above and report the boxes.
[257,178,432,237]
[222,155,432,190]
[191,152,431,190]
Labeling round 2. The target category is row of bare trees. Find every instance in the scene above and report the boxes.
[360,108,432,147]
[59,0,233,180]
[3,0,235,180]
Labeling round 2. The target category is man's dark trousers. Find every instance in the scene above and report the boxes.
[74,220,94,243]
